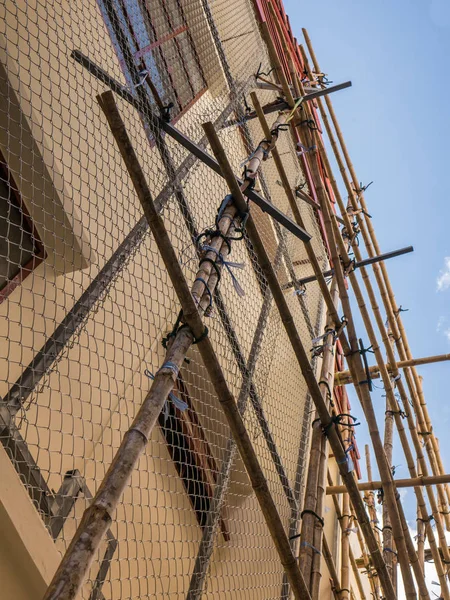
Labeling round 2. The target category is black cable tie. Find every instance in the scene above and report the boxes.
[191,326,209,345]
[161,102,174,122]
[337,513,353,521]
[255,63,274,78]
[318,379,334,406]
[198,257,222,283]
[301,509,325,528]
[323,413,360,435]
[359,338,373,391]
[297,118,318,131]
[162,309,184,349]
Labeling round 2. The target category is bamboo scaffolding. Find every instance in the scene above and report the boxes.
[302,28,450,531]
[253,40,400,596]
[298,25,449,560]
[187,253,281,600]
[202,120,396,600]
[288,88,423,600]
[335,353,450,385]
[296,38,450,592]
[259,23,421,599]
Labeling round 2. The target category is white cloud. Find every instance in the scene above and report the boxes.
[445,328,450,343]
[437,257,450,291]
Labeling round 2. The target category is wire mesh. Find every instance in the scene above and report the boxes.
[0,0,329,598]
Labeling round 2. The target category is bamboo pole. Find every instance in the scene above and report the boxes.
[364,446,382,549]
[334,353,450,385]
[383,404,395,583]
[298,37,450,590]
[322,532,344,600]
[327,473,450,494]
[202,120,396,600]
[302,27,450,531]
[341,487,351,600]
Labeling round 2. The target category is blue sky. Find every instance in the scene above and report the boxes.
[283,0,450,590]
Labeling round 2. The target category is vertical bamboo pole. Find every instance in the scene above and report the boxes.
[383,404,395,582]
[341,490,351,600]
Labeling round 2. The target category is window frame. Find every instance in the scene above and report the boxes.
[100,0,208,122]
[0,151,46,304]
[158,371,230,541]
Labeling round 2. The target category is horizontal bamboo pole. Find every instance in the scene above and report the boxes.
[335,354,450,385]
[327,474,450,494]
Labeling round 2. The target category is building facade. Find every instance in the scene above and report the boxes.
[0,0,367,599]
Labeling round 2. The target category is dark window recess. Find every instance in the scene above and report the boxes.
[102,0,207,118]
[158,373,230,540]
[0,154,45,303]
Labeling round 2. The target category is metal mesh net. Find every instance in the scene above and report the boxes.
[0,0,329,598]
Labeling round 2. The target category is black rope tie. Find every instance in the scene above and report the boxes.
[301,509,325,528]
[162,311,209,353]
[323,413,361,436]
[319,379,334,407]
[358,338,374,391]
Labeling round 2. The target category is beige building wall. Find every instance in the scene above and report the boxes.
[0,0,366,599]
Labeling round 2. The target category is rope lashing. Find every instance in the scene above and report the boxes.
[293,285,306,297]
[323,414,360,435]
[336,443,355,473]
[255,63,274,78]
[296,141,316,157]
[215,194,249,239]
[311,328,337,357]
[162,312,209,351]
[357,338,374,391]
[201,244,246,297]
[144,367,188,423]
[300,509,325,528]
[355,180,373,195]
[300,540,322,555]
[318,379,334,407]
[376,488,384,505]
[285,97,303,123]
[297,118,319,131]
[385,409,408,419]
[193,276,213,312]
[383,547,398,557]
[394,304,409,318]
